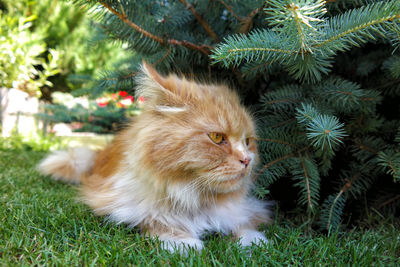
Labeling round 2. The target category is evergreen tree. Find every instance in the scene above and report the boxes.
[53,0,400,230]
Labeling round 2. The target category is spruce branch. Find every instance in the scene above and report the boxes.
[257,152,296,177]
[240,7,262,34]
[99,1,213,56]
[213,0,400,82]
[382,56,400,79]
[211,29,296,67]
[258,138,296,146]
[396,128,400,143]
[168,40,213,56]
[271,118,297,129]
[377,150,400,181]
[217,0,242,22]
[299,152,314,210]
[340,172,362,194]
[377,194,400,210]
[99,1,165,44]
[153,47,172,66]
[320,171,362,231]
[256,146,309,179]
[317,0,400,51]
[116,0,126,16]
[287,1,325,53]
[296,103,347,150]
[264,0,326,54]
[324,191,345,231]
[355,140,379,155]
[313,77,382,113]
[178,0,220,42]
[260,84,304,111]
[240,62,273,78]
[265,97,302,105]
[289,153,321,213]
[102,71,138,81]
[216,0,261,33]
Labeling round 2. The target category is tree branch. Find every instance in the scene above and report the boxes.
[168,40,212,56]
[326,190,344,229]
[355,140,379,154]
[216,1,261,34]
[153,47,172,66]
[257,138,295,146]
[271,118,297,129]
[341,172,362,193]
[315,14,400,48]
[217,0,241,21]
[299,153,313,209]
[178,0,220,42]
[377,194,400,210]
[255,152,294,180]
[239,7,261,34]
[99,1,213,56]
[100,1,166,44]
[256,146,309,179]
[266,98,302,105]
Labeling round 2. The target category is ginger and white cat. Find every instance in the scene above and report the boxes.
[38,63,270,252]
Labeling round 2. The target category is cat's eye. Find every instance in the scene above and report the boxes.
[208,132,225,144]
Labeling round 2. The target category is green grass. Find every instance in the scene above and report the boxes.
[1,148,399,266]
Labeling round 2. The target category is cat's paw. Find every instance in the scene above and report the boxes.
[237,229,268,247]
[161,237,203,254]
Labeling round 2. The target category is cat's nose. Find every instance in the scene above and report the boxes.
[239,157,251,168]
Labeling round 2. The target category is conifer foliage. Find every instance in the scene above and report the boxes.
[66,0,400,230]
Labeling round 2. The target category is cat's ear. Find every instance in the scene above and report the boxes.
[136,61,185,110]
[141,61,168,91]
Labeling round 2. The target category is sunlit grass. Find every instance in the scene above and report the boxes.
[1,148,399,266]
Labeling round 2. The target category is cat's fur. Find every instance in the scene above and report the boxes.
[38,63,270,252]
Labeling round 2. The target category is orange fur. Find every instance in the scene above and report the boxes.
[38,63,270,253]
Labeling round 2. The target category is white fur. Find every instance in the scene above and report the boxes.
[37,147,95,183]
[155,105,187,113]
[166,181,201,211]
[238,229,268,247]
[233,140,247,155]
[93,165,268,251]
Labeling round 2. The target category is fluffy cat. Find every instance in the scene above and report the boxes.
[38,63,270,253]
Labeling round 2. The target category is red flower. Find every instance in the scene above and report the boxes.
[138,96,145,103]
[97,102,108,107]
[124,95,134,102]
[119,91,128,97]
[96,97,109,107]
[119,96,133,107]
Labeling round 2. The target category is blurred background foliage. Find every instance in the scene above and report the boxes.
[0,0,128,99]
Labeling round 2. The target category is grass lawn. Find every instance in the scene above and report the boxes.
[1,148,399,266]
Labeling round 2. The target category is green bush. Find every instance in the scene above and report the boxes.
[0,0,128,97]
[0,10,59,96]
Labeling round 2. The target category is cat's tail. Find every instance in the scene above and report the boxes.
[37,147,96,183]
